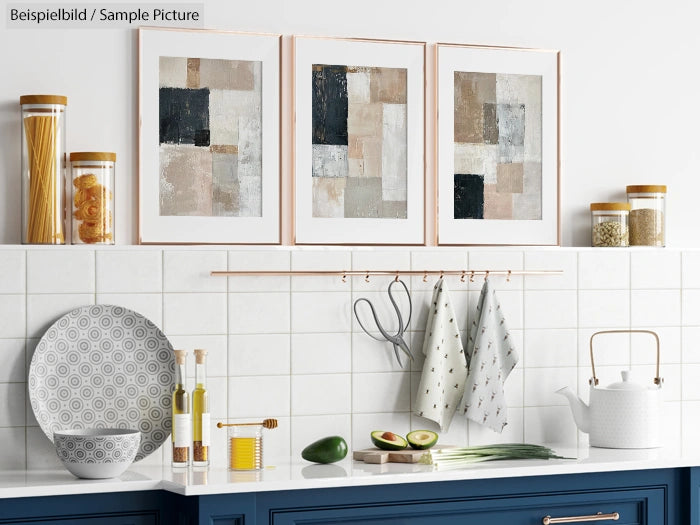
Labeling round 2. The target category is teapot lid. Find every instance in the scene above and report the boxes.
[605,370,646,391]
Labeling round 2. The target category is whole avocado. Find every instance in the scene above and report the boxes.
[301,435,348,464]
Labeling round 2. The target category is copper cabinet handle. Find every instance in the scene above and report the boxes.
[542,512,620,524]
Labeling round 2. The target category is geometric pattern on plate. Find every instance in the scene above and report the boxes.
[28,305,175,461]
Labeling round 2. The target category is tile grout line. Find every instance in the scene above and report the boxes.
[24,250,28,470]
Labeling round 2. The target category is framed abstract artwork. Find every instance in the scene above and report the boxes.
[138,28,280,244]
[437,43,560,245]
[293,36,425,245]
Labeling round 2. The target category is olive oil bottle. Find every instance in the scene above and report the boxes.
[192,348,210,467]
[172,349,190,468]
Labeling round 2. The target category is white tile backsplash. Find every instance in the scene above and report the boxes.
[292,333,350,374]
[229,334,290,376]
[228,250,290,293]
[524,250,577,290]
[524,290,577,329]
[578,290,630,328]
[291,374,351,415]
[291,292,350,333]
[352,372,411,413]
[164,251,227,293]
[0,339,25,382]
[0,428,26,469]
[228,375,290,418]
[0,251,25,294]
[96,250,162,293]
[26,293,93,338]
[631,251,681,289]
[578,250,629,289]
[27,250,95,294]
[0,382,25,426]
[631,289,680,327]
[9,246,700,466]
[229,292,290,334]
[523,329,577,368]
[164,293,226,335]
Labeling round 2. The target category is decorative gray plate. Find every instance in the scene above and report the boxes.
[28,305,175,461]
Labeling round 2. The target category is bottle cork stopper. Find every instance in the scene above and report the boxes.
[174,349,187,364]
[194,348,208,364]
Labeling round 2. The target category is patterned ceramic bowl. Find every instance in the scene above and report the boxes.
[53,429,141,479]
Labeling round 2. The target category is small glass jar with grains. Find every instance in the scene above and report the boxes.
[626,185,666,246]
[590,202,630,247]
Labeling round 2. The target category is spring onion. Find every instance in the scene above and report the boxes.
[419,443,570,470]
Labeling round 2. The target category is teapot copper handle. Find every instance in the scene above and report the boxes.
[589,329,662,386]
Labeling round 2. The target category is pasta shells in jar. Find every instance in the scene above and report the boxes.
[70,152,115,244]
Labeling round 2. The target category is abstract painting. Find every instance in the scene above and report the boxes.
[294,36,425,244]
[437,44,559,245]
[311,65,407,219]
[139,29,280,244]
[453,72,541,221]
[159,57,262,218]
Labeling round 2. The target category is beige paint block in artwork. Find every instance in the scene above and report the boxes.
[360,137,383,179]
[186,58,200,89]
[348,158,364,177]
[159,144,213,216]
[312,177,346,218]
[483,183,513,220]
[454,72,497,144]
[512,161,542,220]
[199,59,257,90]
[370,67,407,104]
[347,70,371,104]
[209,89,261,145]
[348,136,363,159]
[348,103,383,138]
[496,163,524,193]
[454,143,499,184]
[159,56,188,88]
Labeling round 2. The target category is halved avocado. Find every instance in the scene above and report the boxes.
[406,430,439,450]
[371,430,408,451]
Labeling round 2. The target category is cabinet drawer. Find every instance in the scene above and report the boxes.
[271,487,664,524]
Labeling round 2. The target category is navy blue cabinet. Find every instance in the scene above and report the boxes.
[0,468,689,525]
[0,491,181,525]
[198,468,686,525]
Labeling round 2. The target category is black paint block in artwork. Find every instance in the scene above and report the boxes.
[454,174,484,219]
[159,87,210,146]
[312,64,348,145]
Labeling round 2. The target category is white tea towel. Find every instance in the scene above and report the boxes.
[463,279,519,433]
[414,278,468,431]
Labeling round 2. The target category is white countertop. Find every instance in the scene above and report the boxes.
[3,446,700,500]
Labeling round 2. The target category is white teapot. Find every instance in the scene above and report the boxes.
[556,330,663,449]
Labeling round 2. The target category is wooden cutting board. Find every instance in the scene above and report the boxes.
[353,448,429,464]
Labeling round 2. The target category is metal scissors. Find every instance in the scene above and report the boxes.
[353,279,413,368]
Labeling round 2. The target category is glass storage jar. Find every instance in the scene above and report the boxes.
[20,95,67,244]
[590,202,630,247]
[626,185,666,246]
[70,152,115,244]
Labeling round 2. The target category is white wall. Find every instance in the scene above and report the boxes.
[1,0,697,246]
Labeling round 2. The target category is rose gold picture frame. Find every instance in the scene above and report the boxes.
[292,35,426,245]
[138,27,281,244]
[436,43,560,246]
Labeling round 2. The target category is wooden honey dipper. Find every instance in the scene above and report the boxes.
[217,419,278,429]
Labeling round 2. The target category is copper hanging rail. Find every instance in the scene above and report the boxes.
[210,269,562,282]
